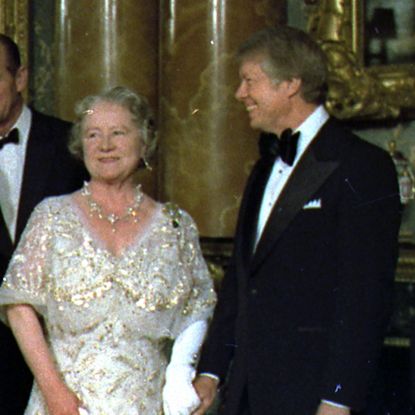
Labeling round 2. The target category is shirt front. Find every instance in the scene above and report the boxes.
[0,105,31,242]
[255,105,330,248]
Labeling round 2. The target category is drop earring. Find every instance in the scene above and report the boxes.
[143,157,152,171]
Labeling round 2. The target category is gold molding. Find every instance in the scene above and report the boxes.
[0,0,29,65]
[308,0,415,120]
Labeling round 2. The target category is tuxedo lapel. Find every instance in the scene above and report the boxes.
[251,146,338,274]
[238,160,275,266]
[16,115,56,240]
[0,208,13,257]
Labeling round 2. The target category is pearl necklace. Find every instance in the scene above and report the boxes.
[81,182,144,232]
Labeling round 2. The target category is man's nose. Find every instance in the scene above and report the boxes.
[235,82,246,101]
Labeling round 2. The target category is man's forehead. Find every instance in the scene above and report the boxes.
[239,57,266,75]
[0,45,10,70]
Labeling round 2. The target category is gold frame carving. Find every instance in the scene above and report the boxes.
[307,0,415,120]
[0,0,29,65]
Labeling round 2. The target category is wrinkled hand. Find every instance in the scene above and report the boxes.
[163,364,201,415]
[43,381,84,415]
[192,375,218,415]
[315,402,350,415]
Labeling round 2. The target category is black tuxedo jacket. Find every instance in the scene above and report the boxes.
[198,118,401,414]
[0,109,87,277]
[0,109,87,415]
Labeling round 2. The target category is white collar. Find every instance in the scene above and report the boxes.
[292,105,329,165]
[12,105,31,146]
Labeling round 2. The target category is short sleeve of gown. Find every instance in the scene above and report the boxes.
[170,209,216,338]
[0,199,52,323]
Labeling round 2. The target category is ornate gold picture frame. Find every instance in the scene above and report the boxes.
[0,0,29,65]
[308,0,415,120]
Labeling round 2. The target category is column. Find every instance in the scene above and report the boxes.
[54,0,158,193]
[159,0,282,236]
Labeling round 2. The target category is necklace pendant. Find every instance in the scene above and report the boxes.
[107,213,118,226]
[81,182,144,229]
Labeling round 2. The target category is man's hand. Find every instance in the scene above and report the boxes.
[315,402,350,415]
[191,375,218,415]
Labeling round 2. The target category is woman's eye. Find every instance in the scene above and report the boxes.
[113,130,125,136]
[85,132,98,139]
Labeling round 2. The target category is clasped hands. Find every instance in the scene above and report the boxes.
[162,364,201,415]
[163,368,218,415]
[163,372,350,415]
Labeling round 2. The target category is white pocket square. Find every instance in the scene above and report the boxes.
[303,199,322,209]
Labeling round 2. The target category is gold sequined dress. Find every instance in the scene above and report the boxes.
[0,195,216,415]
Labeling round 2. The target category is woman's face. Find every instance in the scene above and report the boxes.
[81,101,144,185]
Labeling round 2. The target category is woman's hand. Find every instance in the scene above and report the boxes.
[43,380,84,415]
[163,364,201,415]
[6,304,87,415]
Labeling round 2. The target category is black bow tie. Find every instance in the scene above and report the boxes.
[258,129,300,166]
[0,128,19,150]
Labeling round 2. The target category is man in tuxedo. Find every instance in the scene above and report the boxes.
[193,26,401,415]
[0,34,87,414]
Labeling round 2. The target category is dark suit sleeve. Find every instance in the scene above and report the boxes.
[197,256,239,381]
[320,144,401,409]
[197,163,262,381]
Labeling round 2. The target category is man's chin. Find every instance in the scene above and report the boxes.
[248,117,276,134]
[250,121,273,134]
[249,118,262,131]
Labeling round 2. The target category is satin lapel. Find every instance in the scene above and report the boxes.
[0,208,13,257]
[234,162,264,267]
[251,149,338,273]
[16,119,56,240]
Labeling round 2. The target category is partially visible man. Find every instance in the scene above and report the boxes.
[193,26,401,415]
[0,34,87,414]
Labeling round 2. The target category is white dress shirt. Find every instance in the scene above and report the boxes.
[0,105,31,242]
[255,105,329,247]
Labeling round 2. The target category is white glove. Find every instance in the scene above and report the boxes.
[163,363,200,415]
[162,320,208,415]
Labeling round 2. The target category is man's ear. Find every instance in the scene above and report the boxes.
[286,77,302,98]
[15,65,28,93]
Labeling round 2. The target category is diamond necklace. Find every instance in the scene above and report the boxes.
[81,181,144,232]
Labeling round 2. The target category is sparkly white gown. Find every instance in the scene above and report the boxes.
[0,195,216,415]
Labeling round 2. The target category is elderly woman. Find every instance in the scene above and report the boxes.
[0,86,216,415]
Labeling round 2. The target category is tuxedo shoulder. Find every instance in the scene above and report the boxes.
[30,108,72,131]
[348,131,393,168]
[319,118,392,164]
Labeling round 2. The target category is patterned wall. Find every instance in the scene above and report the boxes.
[29,0,56,116]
